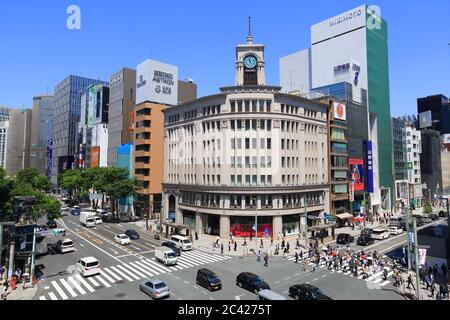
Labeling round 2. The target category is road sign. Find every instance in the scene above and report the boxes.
[408,232,414,244]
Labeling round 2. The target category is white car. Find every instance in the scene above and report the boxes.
[60,207,70,216]
[94,217,103,225]
[389,226,403,235]
[115,234,131,245]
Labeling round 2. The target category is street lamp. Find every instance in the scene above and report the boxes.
[253,196,258,244]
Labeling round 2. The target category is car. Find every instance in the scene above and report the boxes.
[389,226,403,235]
[115,234,131,245]
[71,206,81,216]
[94,217,103,225]
[360,228,373,238]
[439,210,447,217]
[76,256,100,277]
[60,207,70,216]
[161,241,181,256]
[125,230,140,240]
[38,225,48,232]
[289,284,332,300]
[196,268,222,291]
[357,235,374,246]
[139,279,170,299]
[421,216,432,224]
[47,220,58,229]
[236,272,270,294]
[336,233,354,245]
[96,209,110,219]
[415,217,425,227]
[429,213,439,221]
[56,238,75,254]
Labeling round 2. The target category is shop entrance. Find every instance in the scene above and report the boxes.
[203,214,220,236]
[230,216,273,238]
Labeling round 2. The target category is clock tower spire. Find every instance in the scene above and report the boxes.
[235,18,265,86]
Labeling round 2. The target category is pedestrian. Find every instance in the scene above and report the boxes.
[228,242,231,252]
[281,239,285,249]
[1,283,8,300]
[441,263,447,277]
[296,239,300,250]
[260,239,264,249]
[407,273,415,290]
[295,252,299,264]
[234,241,237,252]
[300,250,303,259]
[243,237,247,246]
[264,254,268,267]
[221,243,224,254]
[195,232,199,241]
[270,237,274,246]
[430,281,436,298]
[286,242,290,253]
[250,234,253,242]
[257,251,261,262]
[303,258,308,272]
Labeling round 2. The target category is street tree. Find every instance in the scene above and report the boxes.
[60,169,83,204]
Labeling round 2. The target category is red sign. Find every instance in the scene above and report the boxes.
[349,159,364,191]
[129,112,135,132]
[91,146,100,168]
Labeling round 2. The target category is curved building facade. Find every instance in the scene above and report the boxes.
[162,34,330,239]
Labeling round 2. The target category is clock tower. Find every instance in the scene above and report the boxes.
[236,17,265,86]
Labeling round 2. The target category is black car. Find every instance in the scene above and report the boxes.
[196,268,222,291]
[289,284,332,300]
[429,213,439,221]
[336,233,354,245]
[162,241,181,256]
[124,230,140,240]
[357,235,374,246]
[439,211,447,217]
[415,217,424,227]
[236,272,270,294]
[47,220,58,229]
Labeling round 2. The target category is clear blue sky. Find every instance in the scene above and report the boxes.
[0,0,449,116]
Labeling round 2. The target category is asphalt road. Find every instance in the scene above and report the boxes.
[32,214,447,301]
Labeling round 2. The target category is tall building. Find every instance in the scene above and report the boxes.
[77,84,110,169]
[107,68,136,168]
[30,95,55,174]
[133,59,197,217]
[441,150,450,196]
[418,94,450,151]
[280,4,394,214]
[5,109,32,176]
[420,129,442,202]
[0,107,9,169]
[162,33,331,240]
[52,75,108,184]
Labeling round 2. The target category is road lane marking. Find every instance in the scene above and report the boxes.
[39,296,46,300]
[104,225,111,229]
[75,275,95,293]
[295,273,301,277]
[122,263,147,278]
[184,281,190,284]
[95,275,112,288]
[116,264,141,280]
[284,277,291,281]
[130,245,141,251]
[193,286,199,290]
[68,276,87,295]
[380,281,390,287]
[91,238,103,245]
[322,275,327,278]
[110,266,133,281]
[44,286,50,290]
[313,278,319,281]
[48,292,58,300]
[372,278,383,284]
[109,248,119,255]
[235,296,241,300]
[59,278,78,298]
[103,268,121,281]
[274,281,281,284]
[86,276,100,287]
[130,261,154,277]
[51,281,69,300]
[201,291,208,295]
[134,260,160,275]
[141,259,170,273]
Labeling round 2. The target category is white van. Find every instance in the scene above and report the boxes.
[371,228,391,240]
[76,257,101,277]
[155,247,178,266]
[170,235,192,251]
[57,239,75,254]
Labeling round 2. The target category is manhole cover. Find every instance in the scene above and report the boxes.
[115,293,126,298]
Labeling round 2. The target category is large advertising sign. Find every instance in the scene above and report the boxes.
[311,5,366,44]
[136,59,178,106]
[350,159,365,191]
[87,87,96,128]
[419,110,432,129]
[47,139,53,179]
[367,141,374,193]
[333,102,347,121]
[442,134,450,145]
[91,146,100,168]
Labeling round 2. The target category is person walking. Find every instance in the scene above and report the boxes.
[303,258,308,272]
[430,281,436,298]
[243,237,247,246]
[221,243,224,255]
[228,242,231,252]
[295,252,299,264]
[270,237,274,246]
[257,251,261,262]
[286,242,290,254]
[234,241,237,252]
[264,253,268,267]
[407,273,415,290]
[260,239,264,249]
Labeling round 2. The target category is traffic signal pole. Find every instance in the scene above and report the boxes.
[29,228,37,287]
[413,218,421,300]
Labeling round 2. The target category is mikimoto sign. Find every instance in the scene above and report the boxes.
[136,59,178,106]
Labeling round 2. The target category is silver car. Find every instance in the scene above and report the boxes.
[139,279,170,299]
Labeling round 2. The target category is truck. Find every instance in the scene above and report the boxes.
[80,211,96,228]
[154,246,178,266]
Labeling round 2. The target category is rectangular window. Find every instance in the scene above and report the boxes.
[237,175,242,186]
[252,100,257,112]
[245,156,250,168]
[260,175,266,186]
[252,175,257,186]
[267,156,272,168]
[237,157,242,168]
[231,157,235,168]
[259,100,264,112]
[281,139,285,150]
[237,138,242,149]
[231,120,235,130]
[237,120,242,130]
[267,120,272,131]
[245,175,251,187]
[267,138,272,149]
[266,101,271,112]
[238,101,243,112]
[282,157,285,168]
[260,138,266,149]
[252,156,257,168]
[231,139,235,149]
[260,120,266,130]
[245,138,250,149]
[252,120,257,130]
[230,101,236,113]
[245,120,251,130]
[260,157,266,168]
[252,138,257,149]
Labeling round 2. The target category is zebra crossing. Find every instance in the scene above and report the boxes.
[284,255,393,288]
[38,250,232,300]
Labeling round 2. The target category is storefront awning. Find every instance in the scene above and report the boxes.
[336,213,353,220]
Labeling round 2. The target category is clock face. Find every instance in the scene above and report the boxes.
[244,55,257,69]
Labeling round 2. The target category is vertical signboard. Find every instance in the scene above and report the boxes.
[367,141,374,193]
[47,139,53,179]
[419,110,432,129]
[91,146,100,168]
[349,159,365,191]
[333,102,347,121]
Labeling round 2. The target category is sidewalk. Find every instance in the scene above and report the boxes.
[395,270,449,301]
[0,282,38,300]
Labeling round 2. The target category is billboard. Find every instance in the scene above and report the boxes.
[419,110,432,129]
[333,102,347,121]
[442,134,450,145]
[136,59,178,106]
[367,141,374,193]
[87,87,96,128]
[311,5,366,44]
[350,159,365,191]
[91,146,100,168]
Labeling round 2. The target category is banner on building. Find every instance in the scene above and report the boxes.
[367,141,374,193]
[91,146,100,168]
[47,139,53,179]
[419,111,432,129]
[333,102,347,121]
[349,182,355,202]
[129,112,135,132]
[418,248,427,266]
[349,159,365,191]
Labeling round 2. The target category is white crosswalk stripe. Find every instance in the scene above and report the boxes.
[103,268,122,281]
[59,278,77,298]
[51,280,69,300]
[99,270,116,283]
[87,276,101,287]
[110,266,133,281]
[68,276,87,295]
[75,274,95,293]
[116,264,141,280]
[141,259,169,274]
[95,275,112,288]
[129,261,154,277]
[380,280,390,287]
[48,292,58,300]
[39,296,46,300]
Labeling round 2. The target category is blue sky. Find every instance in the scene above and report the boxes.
[0,0,449,116]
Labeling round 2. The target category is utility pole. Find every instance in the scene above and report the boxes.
[29,228,37,287]
[412,218,421,300]
[254,196,258,244]
[7,240,15,282]
[304,198,308,246]
[405,191,412,271]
